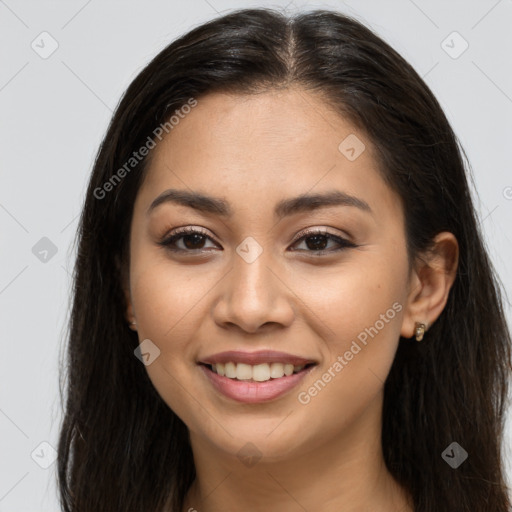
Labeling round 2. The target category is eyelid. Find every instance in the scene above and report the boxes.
[159,225,220,247]
[290,226,353,245]
[161,225,215,239]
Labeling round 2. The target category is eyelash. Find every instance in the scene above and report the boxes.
[157,226,357,256]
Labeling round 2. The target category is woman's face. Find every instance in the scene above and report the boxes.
[126,88,416,461]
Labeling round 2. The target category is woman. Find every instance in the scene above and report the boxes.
[57,7,512,512]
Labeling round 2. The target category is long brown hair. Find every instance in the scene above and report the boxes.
[57,8,512,511]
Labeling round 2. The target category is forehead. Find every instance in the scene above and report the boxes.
[137,88,402,224]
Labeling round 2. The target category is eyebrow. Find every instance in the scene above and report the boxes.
[146,188,372,218]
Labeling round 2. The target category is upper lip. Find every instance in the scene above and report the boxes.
[199,350,317,366]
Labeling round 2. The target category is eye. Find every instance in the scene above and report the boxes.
[290,228,357,255]
[158,226,218,252]
[158,226,356,255]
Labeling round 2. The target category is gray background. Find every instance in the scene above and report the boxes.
[1,0,511,510]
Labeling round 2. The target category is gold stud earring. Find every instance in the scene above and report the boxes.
[414,322,426,342]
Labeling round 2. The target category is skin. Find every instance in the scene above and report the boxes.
[123,87,458,512]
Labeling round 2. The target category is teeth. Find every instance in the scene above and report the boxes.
[225,362,236,378]
[253,363,270,382]
[210,362,308,381]
[270,362,285,378]
[236,363,253,380]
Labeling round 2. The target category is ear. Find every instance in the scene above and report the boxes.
[400,232,459,339]
[115,254,137,331]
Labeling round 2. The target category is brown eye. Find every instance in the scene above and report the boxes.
[180,233,207,250]
[158,227,356,255]
[290,229,356,254]
[302,233,331,251]
[158,227,219,253]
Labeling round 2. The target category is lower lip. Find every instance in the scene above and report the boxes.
[199,364,315,403]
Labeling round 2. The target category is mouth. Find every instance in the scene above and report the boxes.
[199,361,317,382]
[197,352,318,403]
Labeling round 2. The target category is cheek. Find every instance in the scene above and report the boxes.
[129,253,215,342]
[128,258,202,394]
[293,252,407,412]
[293,273,406,443]
[128,257,210,424]
[294,254,407,348]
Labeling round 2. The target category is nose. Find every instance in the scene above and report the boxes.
[212,248,295,334]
